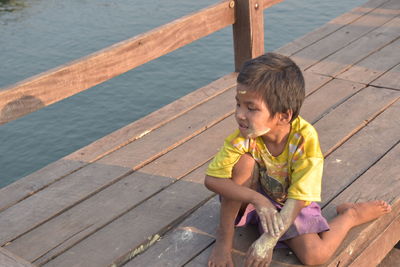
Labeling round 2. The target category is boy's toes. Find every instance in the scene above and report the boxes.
[382,201,391,212]
[374,200,392,214]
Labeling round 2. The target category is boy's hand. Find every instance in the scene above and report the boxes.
[245,233,274,267]
[254,200,284,237]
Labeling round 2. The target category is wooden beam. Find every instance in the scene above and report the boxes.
[233,0,265,72]
[0,0,235,125]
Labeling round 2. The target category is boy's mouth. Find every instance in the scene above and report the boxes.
[238,122,248,130]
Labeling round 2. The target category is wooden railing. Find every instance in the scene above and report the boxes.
[0,0,283,125]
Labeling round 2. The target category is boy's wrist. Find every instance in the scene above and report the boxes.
[251,192,273,208]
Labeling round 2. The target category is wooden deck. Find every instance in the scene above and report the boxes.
[0,0,399,266]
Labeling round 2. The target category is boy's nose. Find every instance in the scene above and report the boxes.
[235,108,246,120]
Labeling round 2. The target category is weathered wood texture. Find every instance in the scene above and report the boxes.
[308,16,400,77]
[337,38,400,85]
[289,0,400,71]
[276,0,391,56]
[233,0,266,71]
[371,62,400,90]
[0,247,35,267]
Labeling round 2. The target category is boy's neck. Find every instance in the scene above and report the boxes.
[261,123,291,157]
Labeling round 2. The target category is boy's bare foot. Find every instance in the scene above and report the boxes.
[208,241,234,267]
[336,200,391,226]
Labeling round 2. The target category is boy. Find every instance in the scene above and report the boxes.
[204,53,391,267]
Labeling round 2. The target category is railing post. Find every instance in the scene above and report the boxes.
[233,0,265,72]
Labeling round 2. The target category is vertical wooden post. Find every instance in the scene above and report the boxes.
[233,0,265,72]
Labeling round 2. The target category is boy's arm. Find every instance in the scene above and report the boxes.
[205,175,266,204]
[245,199,306,267]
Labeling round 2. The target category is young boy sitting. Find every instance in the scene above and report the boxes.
[204,53,391,267]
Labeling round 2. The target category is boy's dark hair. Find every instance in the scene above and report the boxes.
[237,53,305,122]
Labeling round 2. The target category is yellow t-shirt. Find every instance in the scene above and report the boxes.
[206,116,323,204]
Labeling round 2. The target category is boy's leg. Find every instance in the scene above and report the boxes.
[285,200,391,266]
[208,153,258,267]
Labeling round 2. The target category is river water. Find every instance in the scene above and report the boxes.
[0,0,366,188]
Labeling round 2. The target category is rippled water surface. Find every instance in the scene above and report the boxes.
[0,0,366,187]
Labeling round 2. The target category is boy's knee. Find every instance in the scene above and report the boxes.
[298,244,330,266]
[231,153,258,188]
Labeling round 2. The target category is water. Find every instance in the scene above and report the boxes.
[0,0,367,188]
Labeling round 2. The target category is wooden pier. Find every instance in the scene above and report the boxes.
[0,0,399,266]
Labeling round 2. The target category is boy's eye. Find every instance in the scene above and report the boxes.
[248,106,258,111]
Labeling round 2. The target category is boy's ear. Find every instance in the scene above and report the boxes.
[278,110,293,124]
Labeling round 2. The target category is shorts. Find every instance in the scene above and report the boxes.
[234,188,330,247]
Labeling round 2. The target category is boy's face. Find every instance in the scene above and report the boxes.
[235,84,277,139]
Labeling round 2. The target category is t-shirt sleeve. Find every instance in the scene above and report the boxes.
[206,131,247,178]
[287,130,324,202]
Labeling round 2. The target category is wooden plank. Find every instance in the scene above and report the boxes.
[300,78,364,124]
[0,159,85,213]
[0,73,237,213]
[314,86,399,155]
[337,38,400,84]
[302,71,332,96]
[322,143,400,220]
[233,0,265,71]
[0,87,236,246]
[290,0,400,70]
[124,196,219,267]
[0,163,129,245]
[0,0,235,124]
[321,99,400,207]
[0,247,34,267]
[275,0,391,56]
[308,16,400,77]
[371,63,400,90]
[41,164,213,267]
[184,247,213,267]
[94,87,235,169]
[5,116,236,264]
